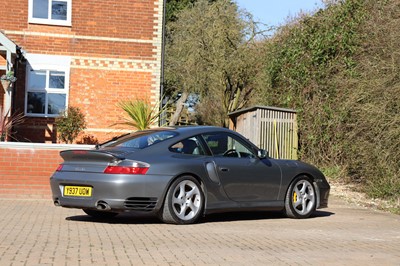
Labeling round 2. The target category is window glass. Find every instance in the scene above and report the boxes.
[27,92,46,114]
[29,70,46,90]
[169,136,205,155]
[51,1,68,20]
[203,132,255,158]
[104,130,178,149]
[49,71,65,89]
[33,0,48,19]
[48,94,66,114]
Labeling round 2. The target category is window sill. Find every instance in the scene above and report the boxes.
[28,19,72,27]
[25,113,61,118]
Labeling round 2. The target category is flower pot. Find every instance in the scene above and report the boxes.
[1,79,11,93]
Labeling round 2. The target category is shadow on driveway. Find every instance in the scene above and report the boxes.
[65,209,334,224]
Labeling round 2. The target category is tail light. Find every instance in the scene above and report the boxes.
[56,164,63,171]
[104,166,149,175]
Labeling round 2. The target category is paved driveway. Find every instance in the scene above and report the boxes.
[0,196,399,265]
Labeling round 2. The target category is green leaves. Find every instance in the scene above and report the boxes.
[165,0,262,126]
[261,0,400,206]
[115,98,166,130]
[55,106,86,144]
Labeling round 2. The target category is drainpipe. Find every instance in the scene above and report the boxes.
[10,47,20,115]
[159,0,167,126]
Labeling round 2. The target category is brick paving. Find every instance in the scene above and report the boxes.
[0,196,399,265]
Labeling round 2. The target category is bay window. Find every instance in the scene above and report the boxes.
[25,54,71,117]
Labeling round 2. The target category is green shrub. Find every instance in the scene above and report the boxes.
[260,0,400,205]
[55,106,87,144]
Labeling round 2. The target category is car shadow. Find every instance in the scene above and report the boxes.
[200,209,334,223]
[66,212,162,224]
[66,210,334,224]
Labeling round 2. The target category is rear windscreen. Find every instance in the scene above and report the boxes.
[102,130,178,149]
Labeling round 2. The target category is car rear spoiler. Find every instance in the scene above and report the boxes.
[60,150,125,163]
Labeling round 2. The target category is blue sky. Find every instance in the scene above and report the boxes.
[234,0,324,27]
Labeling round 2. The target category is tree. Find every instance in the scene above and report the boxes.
[165,0,263,126]
[166,0,197,23]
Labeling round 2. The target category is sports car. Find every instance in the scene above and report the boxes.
[50,126,330,224]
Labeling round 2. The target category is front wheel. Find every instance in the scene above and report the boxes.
[161,176,204,224]
[284,176,316,219]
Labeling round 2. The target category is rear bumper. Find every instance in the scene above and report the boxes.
[50,172,173,213]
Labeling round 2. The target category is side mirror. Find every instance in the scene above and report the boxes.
[257,149,268,159]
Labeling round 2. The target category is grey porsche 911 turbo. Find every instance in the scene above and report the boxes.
[50,126,330,224]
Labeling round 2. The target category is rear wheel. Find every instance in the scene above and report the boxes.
[285,176,316,219]
[83,209,118,219]
[161,176,204,224]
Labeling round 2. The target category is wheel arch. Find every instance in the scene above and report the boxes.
[157,172,208,215]
[283,173,312,194]
[284,173,320,210]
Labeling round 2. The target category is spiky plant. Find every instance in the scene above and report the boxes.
[0,106,24,141]
[116,98,166,130]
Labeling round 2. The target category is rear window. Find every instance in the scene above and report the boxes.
[102,130,178,149]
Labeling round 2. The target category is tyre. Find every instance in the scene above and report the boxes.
[161,176,204,224]
[284,176,316,219]
[83,209,119,219]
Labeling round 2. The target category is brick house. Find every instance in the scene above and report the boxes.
[0,0,164,143]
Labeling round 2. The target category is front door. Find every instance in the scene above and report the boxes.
[202,132,282,202]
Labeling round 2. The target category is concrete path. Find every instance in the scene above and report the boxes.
[0,196,399,265]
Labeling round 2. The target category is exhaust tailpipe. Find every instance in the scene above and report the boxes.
[54,199,61,206]
[96,201,111,211]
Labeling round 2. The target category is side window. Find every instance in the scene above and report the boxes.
[29,0,72,26]
[202,132,255,158]
[169,136,205,155]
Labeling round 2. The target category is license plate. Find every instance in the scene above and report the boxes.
[64,186,92,197]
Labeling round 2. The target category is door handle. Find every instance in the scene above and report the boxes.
[219,167,229,172]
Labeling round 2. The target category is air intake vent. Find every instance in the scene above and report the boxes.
[124,197,157,211]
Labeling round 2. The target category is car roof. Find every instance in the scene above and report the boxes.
[156,126,232,137]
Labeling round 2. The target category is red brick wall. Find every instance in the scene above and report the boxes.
[0,0,157,40]
[0,143,92,199]
[1,0,163,143]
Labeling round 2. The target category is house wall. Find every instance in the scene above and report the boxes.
[0,142,93,199]
[0,0,164,143]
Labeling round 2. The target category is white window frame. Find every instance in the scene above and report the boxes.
[25,54,71,118]
[28,0,72,26]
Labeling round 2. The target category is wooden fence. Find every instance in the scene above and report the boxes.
[229,106,298,160]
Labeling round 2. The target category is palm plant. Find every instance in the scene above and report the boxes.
[116,98,167,130]
[0,106,24,141]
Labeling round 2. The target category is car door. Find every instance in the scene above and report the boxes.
[202,132,282,202]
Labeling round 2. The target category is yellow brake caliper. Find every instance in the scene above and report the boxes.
[293,191,297,203]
